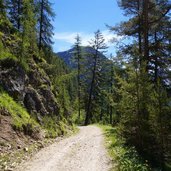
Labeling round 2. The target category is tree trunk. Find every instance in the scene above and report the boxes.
[17,0,21,30]
[85,51,98,125]
[39,0,44,51]
[154,31,158,84]
[110,62,113,125]
[138,0,142,67]
[143,0,149,70]
[77,45,81,119]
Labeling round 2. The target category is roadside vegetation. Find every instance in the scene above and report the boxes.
[99,125,150,171]
[0,90,39,134]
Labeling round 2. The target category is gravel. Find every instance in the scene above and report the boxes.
[15,125,112,171]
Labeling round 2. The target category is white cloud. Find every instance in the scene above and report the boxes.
[56,46,70,52]
[53,32,77,44]
[53,30,121,47]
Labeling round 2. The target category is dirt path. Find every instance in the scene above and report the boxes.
[16,125,111,171]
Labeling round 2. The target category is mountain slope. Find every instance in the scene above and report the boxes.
[57,46,108,68]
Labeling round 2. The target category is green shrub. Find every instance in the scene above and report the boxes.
[0,38,17,61]
[72,109,85,125]
[42,115,70,138]
[99,125,150,171]
[20,57,29,72]
[42,116,60,138]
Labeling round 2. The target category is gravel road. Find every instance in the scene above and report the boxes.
[16,125,111,171]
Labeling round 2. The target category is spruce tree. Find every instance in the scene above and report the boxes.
[7,0,22,31]
[110,0,171,168]
[73,34,82,120]
[84,30,107,125]
[36,0,55,51]
[20,0,38,58]
[109,54,115,124]
[0,0,10,33]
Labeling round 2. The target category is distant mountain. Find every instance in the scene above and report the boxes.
[57,46,108,68]
[57,48,75,67]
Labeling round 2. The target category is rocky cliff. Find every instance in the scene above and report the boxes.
[0,58,59,121]
[0,56,71,150]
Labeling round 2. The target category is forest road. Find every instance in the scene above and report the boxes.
[16,125,112,171]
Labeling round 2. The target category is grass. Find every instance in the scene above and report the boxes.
[42,116,63,138]
[0,91,39,133]
[98,124,150,171]
[42,115,77,138]
[0,87,76,139]
[72,110,85,125]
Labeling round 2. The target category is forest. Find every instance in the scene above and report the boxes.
[0,0,171,171]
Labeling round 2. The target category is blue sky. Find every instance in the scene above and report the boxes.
[51,0,126,55]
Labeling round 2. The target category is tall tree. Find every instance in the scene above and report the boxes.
[20,0,38,58]
[0,0,6,19]
[0,0,11,33]
[73,34,82,119]
[7,0,22,31]
[37,0,55,51]
[109,54,115,124]
[84,30,107,125]
[111,0,171,168]
[142,0,149,70]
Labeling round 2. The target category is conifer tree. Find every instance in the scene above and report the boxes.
[73,34,82,119]
[84,30,107,125]
[36,0,55,51]
[0,0,10,33]
[109,55,115,124]
[7,0,22,31]
[20,0,38,58]
[110,0,171,168]
[0,0,6,19]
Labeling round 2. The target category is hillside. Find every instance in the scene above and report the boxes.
[0,56,73,138]
[57,46,108,68]
[0,51,78,170]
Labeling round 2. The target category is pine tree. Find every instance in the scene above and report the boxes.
[20,0,38,58]
[73,34,82,120]
[148,81,171,168]
[0,0,6,19]
[7,0,22,31]
[0,0,10,33]
[114,0,170,73]
[109,54,115,124]
[111,0,171,168]
[84,30,107,125]
[36,0,55,51]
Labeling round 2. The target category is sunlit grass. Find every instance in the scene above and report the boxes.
[0,91,39,131]
[98,124,150,171]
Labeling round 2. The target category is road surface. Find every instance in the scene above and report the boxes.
[16,125,111,171]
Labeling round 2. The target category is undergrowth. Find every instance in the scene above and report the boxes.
[72,109,85,125]
[0,91,39,133]
[98,124,151,171]
[42,116,62,138]
[42,115,76,138]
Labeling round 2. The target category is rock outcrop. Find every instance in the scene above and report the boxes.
[0,58,59,122]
